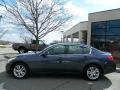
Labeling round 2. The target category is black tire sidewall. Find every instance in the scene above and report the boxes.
[18,48,26,54]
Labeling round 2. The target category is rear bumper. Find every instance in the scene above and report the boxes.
[103,61,116,74]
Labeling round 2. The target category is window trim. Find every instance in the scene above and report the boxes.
[42,44,92,55]
[43,44,67,55]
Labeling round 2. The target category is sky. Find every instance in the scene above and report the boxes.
[0,0,120,44]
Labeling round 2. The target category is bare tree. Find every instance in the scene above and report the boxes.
[19,33,32,44]
[0,15,8,39]
[19,29,33,43]
[1,0,71,51]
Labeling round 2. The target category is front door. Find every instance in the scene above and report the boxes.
[37,45,66,72]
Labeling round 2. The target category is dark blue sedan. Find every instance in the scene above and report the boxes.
[6,43,116,80]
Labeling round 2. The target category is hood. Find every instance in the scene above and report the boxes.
[16,52,38,58]
[16,50,44,57]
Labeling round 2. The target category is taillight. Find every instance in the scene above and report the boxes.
[107,55,114,61]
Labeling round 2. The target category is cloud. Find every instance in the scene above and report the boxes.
[64,18,81,30]
[64,1,88,18]
[0,0,88,43]
[63,1,88,31]
[85,0,120,7]
[1,33,21,42]
[42,31,61,44]
[0,6,6,14]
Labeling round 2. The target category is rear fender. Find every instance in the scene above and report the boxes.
[82,59,104,71]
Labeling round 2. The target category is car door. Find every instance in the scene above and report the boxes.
[60,45,91,72]
[37,44,66,72]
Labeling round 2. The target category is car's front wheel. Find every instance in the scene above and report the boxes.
[84,65,102,81]
[11,63,29,79]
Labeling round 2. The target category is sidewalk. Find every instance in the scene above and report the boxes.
[0,47,17,55]
[0,55,5,61]
[0,47,18,61]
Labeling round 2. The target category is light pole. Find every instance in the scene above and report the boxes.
[0,3,3,20]
[0,15,3,39]
[60,31,64,43]
[0,15,2,21]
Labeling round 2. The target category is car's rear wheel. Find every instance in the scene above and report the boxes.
[11,63,29,79]
[84,65,102,81]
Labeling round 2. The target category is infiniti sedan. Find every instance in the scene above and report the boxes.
[6,43,116,81]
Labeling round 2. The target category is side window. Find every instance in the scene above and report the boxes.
[47,45,65,55]
[68,45,83,54]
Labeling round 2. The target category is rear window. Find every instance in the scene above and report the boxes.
[91,47,104,54]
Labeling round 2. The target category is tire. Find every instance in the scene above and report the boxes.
[11,63,29,79]
[18,47,27,54]
[84,65,102,81]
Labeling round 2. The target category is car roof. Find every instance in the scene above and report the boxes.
[53,43,89,47]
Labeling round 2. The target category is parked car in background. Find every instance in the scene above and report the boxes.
[6,43,116,81]
[12,40,46,53]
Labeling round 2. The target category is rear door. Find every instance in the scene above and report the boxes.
[60,45,91,72]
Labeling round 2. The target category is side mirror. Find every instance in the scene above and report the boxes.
[41,53,47,58]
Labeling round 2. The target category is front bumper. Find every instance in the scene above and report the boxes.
[6,61,12,74]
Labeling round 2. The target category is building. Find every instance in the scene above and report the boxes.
[63,21,88,44]
[63,8,120,60]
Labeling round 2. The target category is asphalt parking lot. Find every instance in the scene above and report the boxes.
[0,47,120,90]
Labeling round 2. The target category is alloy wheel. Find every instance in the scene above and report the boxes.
[13,64,26,78]
[86,66,100,80]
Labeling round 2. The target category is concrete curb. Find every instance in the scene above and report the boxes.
[0,60,7,62]
[0,53,18,55]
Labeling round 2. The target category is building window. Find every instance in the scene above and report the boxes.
[91,19,120,60]
[82,31,87,44]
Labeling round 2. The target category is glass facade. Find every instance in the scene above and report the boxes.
[91,19,120,61]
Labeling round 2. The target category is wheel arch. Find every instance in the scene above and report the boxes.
[83,63,104,74]
[10,61,30,73]
[18,46,26,50]
[18,46,28,53]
